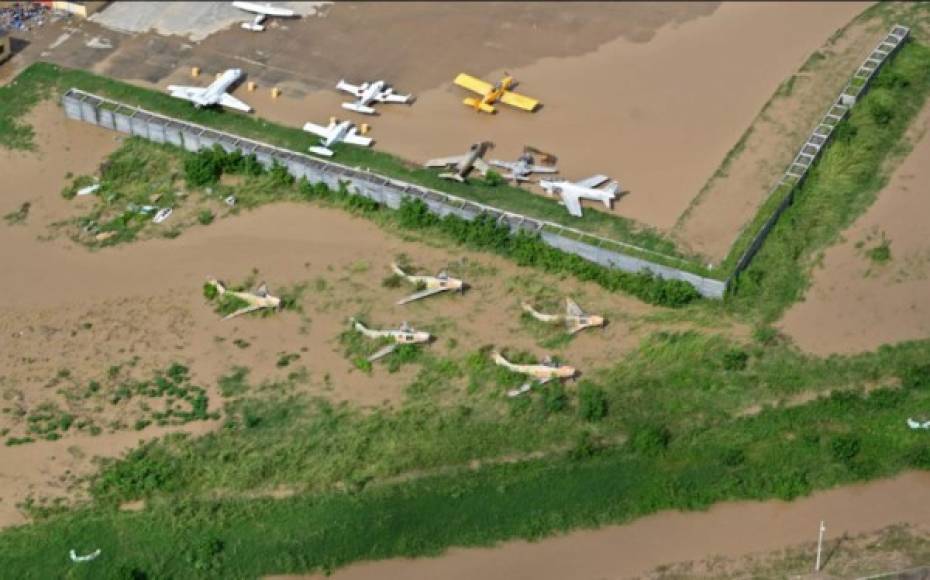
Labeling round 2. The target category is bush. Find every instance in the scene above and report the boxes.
[721,349,749,371]
[577,382,608,422]
[830,434,861,464]
[197,210,215,225]
[541,383,569,415]
[183,150,223,187]
[630,424,671,456]
[901,364,930,390]
[483,170,505,186]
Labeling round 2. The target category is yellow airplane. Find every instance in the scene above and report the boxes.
[453,72,540,114]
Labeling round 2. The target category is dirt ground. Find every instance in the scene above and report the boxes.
[779,104,930,356]
[275,471,930,580]
[5,2,870,237]
[0,99,733,528]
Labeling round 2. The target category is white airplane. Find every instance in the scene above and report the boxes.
[302,118,373,157]
[351,318,432,362]
[539,175,620,218]
[167,68,252,112]
[491,351,577,398]
[232,1,297,32]
[336,79,412,115]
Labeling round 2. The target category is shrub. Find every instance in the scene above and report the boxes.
[541,383,569,415]
[197,210,215,225]
[721,349,749,371]
[483,170,505,186]
[578,382,608,422]
[900,364,930,390]
[183,150,222,187]
[830,434,861,464]
[630,424,671,456]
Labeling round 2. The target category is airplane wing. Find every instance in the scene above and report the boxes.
[396,286,447,305]
[379,92,410,104]
[565,298,584,317]
[454,73,493,95]
[342,129,373,147]
[223,303,264,320]
[368,343,398,362]
[473,158,491,175]
[424,155,466,167]
[167,85,206,101]
[302,121,335,139]
[560,191,584,217]
[500,91,540,112]
[336,80,363,97]
[530,165,559,174]
[575,175,610,189]
[219,93,253,113]
[490,160,516,170]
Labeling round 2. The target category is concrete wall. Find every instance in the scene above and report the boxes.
[728,24,910,284]
[60,89,728,299]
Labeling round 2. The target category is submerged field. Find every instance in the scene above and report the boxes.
[4,2,930,578]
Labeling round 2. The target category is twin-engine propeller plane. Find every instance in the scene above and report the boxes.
[453,72,540,114]
[167,68,252,112]
[302,118,373,157]
[336,79,413,115]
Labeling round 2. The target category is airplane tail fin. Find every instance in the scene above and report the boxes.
[603,181,620,197]
[342,102,377,115]
[309,146,335,157]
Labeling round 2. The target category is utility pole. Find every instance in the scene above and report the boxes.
[815,520,826,573]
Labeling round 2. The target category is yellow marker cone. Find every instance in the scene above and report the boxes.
[247,81,256,92]
[191,66,200,78]
[271,87,281,99]
[359,123,370,135]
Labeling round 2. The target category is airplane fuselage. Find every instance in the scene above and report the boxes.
[540,180,616,208]
[359,81,386,105]
[194,69,242,107]
[322,120,354,148]
[491,351,576,380]
[476,76,514,110]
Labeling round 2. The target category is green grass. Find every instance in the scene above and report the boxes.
[1,61,702,271]
[2,202,31,226]
[725,41,930,321]
[3,354,930,578]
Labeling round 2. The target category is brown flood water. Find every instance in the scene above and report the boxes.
[205,1,867,231]
[278,471,930,580]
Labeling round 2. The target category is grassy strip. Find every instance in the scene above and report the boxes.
[1,61,702,269]
[2,365,930,578]
[724,41,930,320]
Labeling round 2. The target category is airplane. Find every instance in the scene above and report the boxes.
[391,262,465,305]
[491,351,577,397]
[302,118,373,157]
[539,175,620,218]
[490,146,558,183]
[453,72,540,114]
[232,1,297,32]
[336,79,413,115]
[207,278,282,320]
[350,318,432,362]
[424,142,492,183]
[521,298,605,335]
[167,68,252,112]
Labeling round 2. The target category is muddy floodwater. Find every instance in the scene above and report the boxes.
[278,471,930,580]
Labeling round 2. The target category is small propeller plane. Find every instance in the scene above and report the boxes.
[453,72,540,114]
[351,318,432,361]
[207,278,282,320]
[336,79,413,115]
[490,146,558,183]
[521,298,605,335]
[232,1,297,32]
[391,262,465,305]
[424,142,492,183]
[302,118,373,157]
[539,175,620,218]
[167,68,252,112]
[491,351,577,397]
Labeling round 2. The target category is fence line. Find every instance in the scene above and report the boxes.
[726,24,910,284]
[60,88,728,298]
